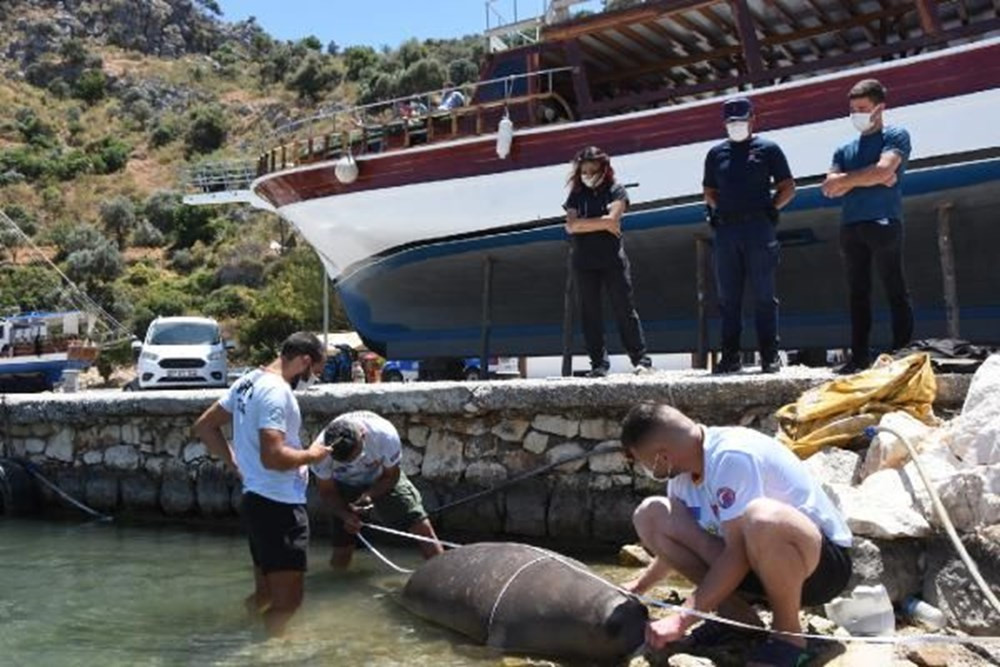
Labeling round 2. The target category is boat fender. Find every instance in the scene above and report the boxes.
[0,458,40,517]
[496,115,514,159]
[335,155,359,184]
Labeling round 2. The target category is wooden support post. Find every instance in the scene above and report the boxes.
[479,257,495,381]
[916,0,943,34]
[936,202,961,339]
[561,246,576,377]
[728,0,764,76]
[564,40,595,119]
[694,235,711,370]
[280,145,287,169]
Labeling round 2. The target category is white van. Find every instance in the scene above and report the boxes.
[133,317,231,390]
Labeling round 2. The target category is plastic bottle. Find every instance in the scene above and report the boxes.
[823,584,896,636]
[902,596,947,631]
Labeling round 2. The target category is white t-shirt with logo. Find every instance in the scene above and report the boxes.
[667,426,852,547]
[311,411,402,487]
[219,368,307,504]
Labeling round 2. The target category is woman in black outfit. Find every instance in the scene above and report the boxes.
[563,146,652,377]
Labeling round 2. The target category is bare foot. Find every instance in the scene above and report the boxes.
[244,593,270,617]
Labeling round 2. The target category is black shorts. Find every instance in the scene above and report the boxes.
[241,491,309,574]
[331,473,429,548]
[738,534,853,607]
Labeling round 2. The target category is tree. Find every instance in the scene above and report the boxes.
[184,105,228,156]
[196,0,222,14]
[73,69,107,105]
[300,35,323,51]
[54,223,105,261]
[286,52,343,102]
[60,38,90,66]
[65,239,123,286]
[0,205,38,263]
[343,45,379,82]
[87,136,130,174]
[398,38,427,69]
[326,40,340,56]
[396,58,447,96]
[448,58,480,86]
[100,196,138,250]
[0,265,61,312]
[144,190,182,233]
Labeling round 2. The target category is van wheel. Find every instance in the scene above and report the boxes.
[123,378,140,392]
[464,368,482,381]
[382,369,404,383]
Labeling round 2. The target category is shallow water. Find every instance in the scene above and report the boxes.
[0,519,646,666]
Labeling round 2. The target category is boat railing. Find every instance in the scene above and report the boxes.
[256,66,577,176]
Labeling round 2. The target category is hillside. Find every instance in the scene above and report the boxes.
[0,0,487,376]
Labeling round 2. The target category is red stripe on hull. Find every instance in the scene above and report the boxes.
[255,43,1000,208]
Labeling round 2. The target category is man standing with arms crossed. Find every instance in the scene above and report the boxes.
[703,97,796,374]
[194,331,328,637]
[823,79,913,374]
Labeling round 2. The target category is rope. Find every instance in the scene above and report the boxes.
[360,522,462,549]
[21,463,112,522]
[486,555,551,641]
[876,425,1000,616]
[356,532,414,574]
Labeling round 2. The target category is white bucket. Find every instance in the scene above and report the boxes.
[824,584,896,636]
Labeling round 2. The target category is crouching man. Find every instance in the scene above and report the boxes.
[311,410,444,568]
[620,403,852,665]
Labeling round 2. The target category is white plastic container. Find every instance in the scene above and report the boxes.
[902,596,947,631]
[824,584,896,636]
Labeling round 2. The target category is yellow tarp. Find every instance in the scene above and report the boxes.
[776,353,938,458]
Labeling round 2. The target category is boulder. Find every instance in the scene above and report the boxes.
[805,447,862,486]
[862,412,935,480]
[848,537,924,603]
[546,442,587,473]
[825,470,932,539]
[923,527,1000,636]
[945,354,1000,466]
[531,414,579,439]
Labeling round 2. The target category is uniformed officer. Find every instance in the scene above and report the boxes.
[703,97,796,374]
[564,146,652,378]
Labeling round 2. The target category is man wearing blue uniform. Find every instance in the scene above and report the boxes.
[703,98,796,374]
[823,79,913,374]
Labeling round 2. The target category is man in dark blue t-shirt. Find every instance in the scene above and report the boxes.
[822,78,913,374]
[703,97,796,374]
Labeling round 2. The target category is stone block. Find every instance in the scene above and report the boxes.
[144,456,166,476]
[82,449,104,465]
[401,447,423,477]
[612,474,633,487]
[548,485,591,538]
[590,475,614,491]
[848,537,924,603]
[825,471,931,539]
[591,491,639,543]
[546,442,587,473]
[449,418,490,436]
[161,463,195,515]
[96,425,122,447]
[120,474,159,509]
[465,434,498,459]
[580,417,621,442]
[805,447,862,486]
[491,418,531,443]
[46,429,74,463]
[421,431,464,482]
[162,430,186,457]
[589,443,629,474]
[7,439,27,457]
[25,438,46,454]
[522,430,549,454]
[438,483,503,534]
[502,449,545,475]
[465,461,507,487]
[120,423,140,446]
[531,414,579,439]
[84,470,119,511]
[104,445,139,470]
[407,425,430,449]
[924,528,1000,636]
[504,480,548,537]
[196,464,233,516]
[182,442,208,464]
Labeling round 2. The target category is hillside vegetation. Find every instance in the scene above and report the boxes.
[0,0,488,373]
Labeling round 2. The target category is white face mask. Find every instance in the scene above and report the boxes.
[851,112,874,133]
[726,121,750,142]
[638,452,673,483]
[581,172,605,189]
[295,371,318,391]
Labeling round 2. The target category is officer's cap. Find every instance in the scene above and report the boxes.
[723,97,754,121]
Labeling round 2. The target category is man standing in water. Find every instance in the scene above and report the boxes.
[193,332,329,637]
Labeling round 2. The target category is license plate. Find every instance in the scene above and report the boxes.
[166,370,198,378]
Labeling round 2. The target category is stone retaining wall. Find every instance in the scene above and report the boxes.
[0,371,972,544]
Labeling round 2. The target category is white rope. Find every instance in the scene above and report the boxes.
[486,555,552,641]
[356,532,414,574]
[360,522,462,549]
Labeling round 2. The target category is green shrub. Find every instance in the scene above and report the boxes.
[87,136,131,174]
[395,58,447,96]
[203,284,256,319]
[286,52,343,102]
[65,239,123,285]
[168,248,197,273]
[0,265,62,312]
[132,220,166,248]
[343,45,379,82]
[53,149,91,181]
[54,223,105,261]
[100,196,138,250]
[448,58,480,85]
[183,105,228,156]
[73,69,107,105]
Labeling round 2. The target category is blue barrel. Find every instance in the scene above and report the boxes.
[0,458,40,516]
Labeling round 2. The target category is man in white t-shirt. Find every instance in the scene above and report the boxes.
[193,332,329,637]
[311,411,443,569]
[619,403,852,666]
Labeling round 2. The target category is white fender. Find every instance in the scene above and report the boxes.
[496,115,514,159]
[335,155,359,184]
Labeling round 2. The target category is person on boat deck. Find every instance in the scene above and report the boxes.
[193,332,329,638]
[311,410,444,569]
[564,146,653,377]
[621,403,852,667]
[822,79,914,375]
[703,97,796,375]
[437,82,466,111]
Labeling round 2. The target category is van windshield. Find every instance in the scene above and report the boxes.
[148,322,220,346]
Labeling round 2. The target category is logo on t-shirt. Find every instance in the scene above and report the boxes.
[717,486,737,509]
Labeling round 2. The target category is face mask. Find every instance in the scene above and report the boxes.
[638,452,673,483]
[850,112,874,132]
[581,172,605,189]
[726,121,750,142]
[295,373,318,391]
